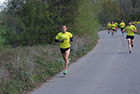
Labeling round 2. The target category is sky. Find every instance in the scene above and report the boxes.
[0,0,5,5]
[0,0,5,3]
[0,0,5,11]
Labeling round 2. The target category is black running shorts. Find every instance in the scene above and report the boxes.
[126,35,134,39]
[121,28,124,31]
[112,29,115,31]
[60,47,70,54]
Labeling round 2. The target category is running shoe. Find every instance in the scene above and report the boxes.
[131,45,133,47]
[129,50,132,53]
[63,70,67,75]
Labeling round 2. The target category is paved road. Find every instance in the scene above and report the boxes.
[30,30,140,94]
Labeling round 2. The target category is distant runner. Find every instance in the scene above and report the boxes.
[115,21,118,33]
[111,22,116,35]
[135,21,137,25]
[132,21,135,25]
[125,21,137,53]
[55,25,73,75]
[107,22,112,34]
[119,20,126,36]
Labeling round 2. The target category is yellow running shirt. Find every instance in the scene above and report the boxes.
[107,23,111,28]
[126,25,136,36]
[132,22,135,25]
[115,23,118,27]
[119,22,125,28]
[55,32,73,49]
[111,24,116,29]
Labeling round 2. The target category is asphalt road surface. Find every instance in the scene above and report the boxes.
[30,30,140,94]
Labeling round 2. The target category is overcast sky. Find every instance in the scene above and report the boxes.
[0,0,5,5]
[0,0,5,11]
[0,0,5,3]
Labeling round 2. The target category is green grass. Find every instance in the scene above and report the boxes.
[0,45,63,94]
[0,32,99,94]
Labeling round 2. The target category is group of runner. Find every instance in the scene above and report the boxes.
[132,21,140,25]
[107,20,126,36]
[107,20,138,53]
[54,20,138,75]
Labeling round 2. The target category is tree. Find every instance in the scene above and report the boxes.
[99,0,120,26]
[1,0,78,46]
[116,0,140,21]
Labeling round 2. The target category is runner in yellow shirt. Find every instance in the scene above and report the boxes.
[111,22,116,35]
[55,25,73,75]
[107,22,112,34]
[119,20,126,36]
[115,21,118,33]
[125,21,137,53]
[132,21,135,25]
[135,21,137,25]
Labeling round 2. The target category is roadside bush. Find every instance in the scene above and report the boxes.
[2,0,78,46]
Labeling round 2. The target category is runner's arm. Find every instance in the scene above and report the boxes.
[131,26,137,32]
[125,26,128,33]
[55,33,63,43]
[131,29,137,32]
[125,30,127,33]
[70,36,73,42]
[55,39,59,42]
[55,39,64,43]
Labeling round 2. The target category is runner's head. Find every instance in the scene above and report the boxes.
[108,21,110,23]
[112,22,114,24]
[62,25,67,33]
[122,20,124,22]
[128,21,131,26]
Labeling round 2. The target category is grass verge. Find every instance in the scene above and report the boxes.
[0,31,99,94]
